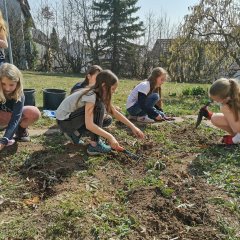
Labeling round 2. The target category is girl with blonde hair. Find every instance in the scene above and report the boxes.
[199,78,240,144]
[0,63,41,151]
[0,10,8,65]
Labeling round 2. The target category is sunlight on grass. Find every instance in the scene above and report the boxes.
[0,71,239,239]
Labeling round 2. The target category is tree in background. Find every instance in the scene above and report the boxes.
[141,12,175,78]
[183,0,240,75]
[30,0,239,81]
[6,9,25,68]
[24,18,38,70]
[167,0,239,82]
[70,0,105,66]
[92,0,144,75]
[41,5,54,71]
[50,27,59,51]
[169,37,209,82]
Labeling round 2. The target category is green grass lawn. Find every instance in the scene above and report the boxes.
[23,71,212,117]
[0,71,239,239]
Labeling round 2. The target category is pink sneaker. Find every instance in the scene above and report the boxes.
[7,139,15,146]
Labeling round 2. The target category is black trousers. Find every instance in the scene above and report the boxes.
[58,101,106,142]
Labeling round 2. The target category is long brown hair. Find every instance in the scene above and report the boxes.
[209,78,240,121]
[147,67,167,94]
[82,65,102,86]
[147,67,168,108]
[77,69,118,113]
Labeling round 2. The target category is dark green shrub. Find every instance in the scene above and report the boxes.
[191,86,207,96]
[182,88,191,96]
[182,86,207,96]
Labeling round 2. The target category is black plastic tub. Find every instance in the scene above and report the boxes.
[23,88,36,106]
[43,88,66,110]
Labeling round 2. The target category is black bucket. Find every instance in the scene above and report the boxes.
[23,88,36,106]
[43,88,66,110]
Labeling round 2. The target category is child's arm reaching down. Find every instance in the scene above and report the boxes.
[85,102,120,149]
[111,106,144,139]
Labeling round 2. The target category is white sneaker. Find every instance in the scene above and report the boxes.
[128,115,137,121]
[137,115,155,123]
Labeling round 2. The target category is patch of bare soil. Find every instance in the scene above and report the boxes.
[104,124,238,239]
[18,143,88,199]
[1,122,238,239]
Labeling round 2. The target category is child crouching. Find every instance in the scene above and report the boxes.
[56,70,144,155]
[0,63,41,151]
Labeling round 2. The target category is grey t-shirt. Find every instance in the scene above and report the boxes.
[56,89,96,120]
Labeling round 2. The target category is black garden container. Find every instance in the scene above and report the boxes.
[43,88,66,110]
[23,88,36,106]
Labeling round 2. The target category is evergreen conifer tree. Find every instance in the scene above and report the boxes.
[93,0,143,74]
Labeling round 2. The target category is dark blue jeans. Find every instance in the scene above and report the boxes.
[0,59,5,66]
[127,93,164,119]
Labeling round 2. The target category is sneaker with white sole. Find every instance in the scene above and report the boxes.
[64,132,84,145]
[15,127,30,142]
[7,139,15,146]
[87,140,112,155]
[128,115,137,121]
[137,115,155,123]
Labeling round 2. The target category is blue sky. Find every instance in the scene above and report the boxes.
[28,0,199,25]
[137,0,198,24]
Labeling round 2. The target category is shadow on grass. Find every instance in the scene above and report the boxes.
[0,142,18,158]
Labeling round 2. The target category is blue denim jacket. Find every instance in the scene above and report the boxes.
[0,95,25,145]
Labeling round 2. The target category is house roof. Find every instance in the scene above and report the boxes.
[151,39,172,57]
[32,28,48,46]
[17,0,32,19]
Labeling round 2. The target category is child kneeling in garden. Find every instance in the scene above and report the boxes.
[199,78,240,144]
[0,63,41,151]
[126,67,173,123]
[70,65,112,129]
[56,69,144,155]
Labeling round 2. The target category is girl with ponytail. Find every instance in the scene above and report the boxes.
[200,78,240,144]
[126,67,174,123]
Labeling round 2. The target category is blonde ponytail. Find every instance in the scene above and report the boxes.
[228,79,240,121]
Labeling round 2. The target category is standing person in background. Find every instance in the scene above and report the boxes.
[0,10,8,65]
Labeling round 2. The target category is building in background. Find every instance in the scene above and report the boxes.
[0,0,37,69]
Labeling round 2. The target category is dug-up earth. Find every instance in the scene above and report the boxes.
[26,115,214,137]
[0,117,239,240]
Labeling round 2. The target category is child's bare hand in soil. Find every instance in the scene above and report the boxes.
[108,135,120,149]
[132,126,144,139]
[155,115,163,121]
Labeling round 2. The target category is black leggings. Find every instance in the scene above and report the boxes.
[58,101,105,142]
